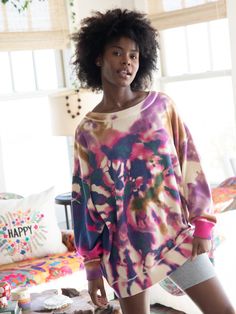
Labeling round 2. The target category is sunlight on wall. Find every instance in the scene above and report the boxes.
[0,134,72,225]
[164,76,236,184]
[0,135,71,195]
[0,96,51,136]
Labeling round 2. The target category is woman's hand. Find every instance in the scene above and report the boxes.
[88,277,108,308]
[191,237,212,260]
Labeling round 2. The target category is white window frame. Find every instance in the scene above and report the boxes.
[152,3,236,183]
[227,0,236,125]
[0,49,66,101]
[155,0,236,129]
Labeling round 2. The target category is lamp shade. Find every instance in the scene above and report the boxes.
[49,88,102,136]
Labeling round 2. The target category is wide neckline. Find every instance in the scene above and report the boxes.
[85,91,158,121]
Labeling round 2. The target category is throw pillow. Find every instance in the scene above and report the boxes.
[0,187,67,265]
[212,187,236,213]
[218,176,236,187]
[212,176,236,213]
[0,193,23,200]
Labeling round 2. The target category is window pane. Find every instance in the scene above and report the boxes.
[34,50,58,90]
[163,76,236,184]
[210,19,232,70]
[30,1,50,30]
[5,4,28,31]
[160,27,188,76]
[162,0,182,11]
[184,0,206,7]
[11,51,36,92]
[160,20,231,76]
[0,52,12,94]
[186,22,211,73]
[0,5,4,31]
[162,0,208,11]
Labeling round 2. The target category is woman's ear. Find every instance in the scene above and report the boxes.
[95,56,102,67]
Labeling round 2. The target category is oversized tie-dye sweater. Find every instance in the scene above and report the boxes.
[72,91,216,298]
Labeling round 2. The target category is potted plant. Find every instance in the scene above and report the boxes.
[0,0,43,11]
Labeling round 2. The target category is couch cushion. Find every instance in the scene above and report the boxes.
[0,187,67,265]
[212,176,236,213]
[0,252,84,289]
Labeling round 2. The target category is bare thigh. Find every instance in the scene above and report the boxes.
[185,276,235,314]
[119,290,150,314]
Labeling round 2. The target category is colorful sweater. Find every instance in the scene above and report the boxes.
[72,91,216,298]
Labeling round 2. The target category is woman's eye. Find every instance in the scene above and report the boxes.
[130,55,137,59]
[113,51,121,56]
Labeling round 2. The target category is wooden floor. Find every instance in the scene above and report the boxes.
[150,303,185,314]
[29,288,186,313]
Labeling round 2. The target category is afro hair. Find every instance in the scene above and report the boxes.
[72,8,159,91]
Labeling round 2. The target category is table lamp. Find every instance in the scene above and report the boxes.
[48,88,102,229]
[49,88,102,136]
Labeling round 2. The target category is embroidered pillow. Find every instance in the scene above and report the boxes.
[0,187,67,265]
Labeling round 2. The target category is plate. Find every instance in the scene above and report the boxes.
[44,295,73,310]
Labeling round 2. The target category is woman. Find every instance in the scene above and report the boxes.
[71,8,234,314]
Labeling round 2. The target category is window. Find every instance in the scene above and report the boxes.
[148,0,236,184]
[0,48,65,135]
[0,1,72,211]
[159,19,235,184]
[161,19,231,76]
[0,49,60,94]
[163,76,235,183]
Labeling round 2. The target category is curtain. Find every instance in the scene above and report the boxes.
[148,0,226,30]
[0,0,70,51]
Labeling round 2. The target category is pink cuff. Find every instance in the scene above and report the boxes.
[193,218,215,239]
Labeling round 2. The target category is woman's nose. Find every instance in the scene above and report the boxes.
[121,56,131,65]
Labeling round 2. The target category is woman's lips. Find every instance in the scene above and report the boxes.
[117,70,131,78]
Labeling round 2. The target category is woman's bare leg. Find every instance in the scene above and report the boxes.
[119,290,150,314]
[185,276,235,314]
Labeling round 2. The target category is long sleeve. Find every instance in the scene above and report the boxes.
[72,127,104,278]
[167,97,216,238]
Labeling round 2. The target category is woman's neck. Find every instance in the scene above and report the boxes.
[93,87,147,113]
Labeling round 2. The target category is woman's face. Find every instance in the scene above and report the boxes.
[98,37,140,89]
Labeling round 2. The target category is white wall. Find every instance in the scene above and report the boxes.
[0,135,71,228]
[0,138,6,191]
